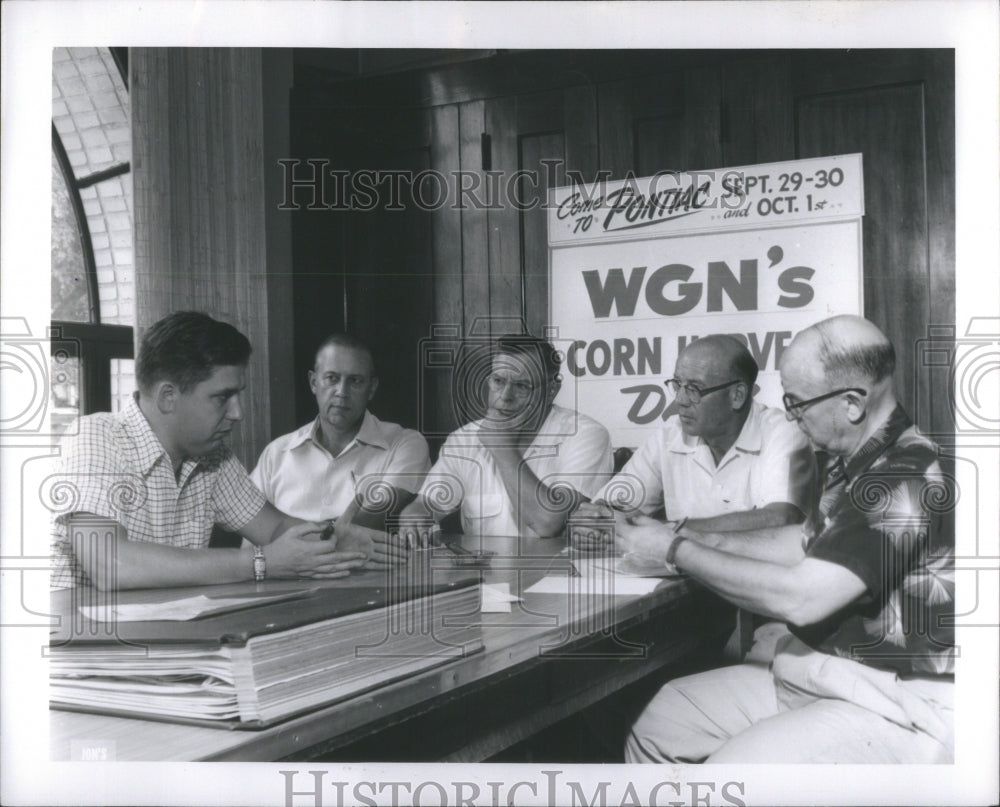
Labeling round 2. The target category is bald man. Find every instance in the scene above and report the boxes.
[572,334,815,543]
[621,316,955,763]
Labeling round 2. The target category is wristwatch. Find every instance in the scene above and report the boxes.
[664,534,686,566]
[253,546,266,582]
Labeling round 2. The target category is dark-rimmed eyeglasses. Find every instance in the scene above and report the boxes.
[782,387,867,418]
[488,373,534,399]
[665,378,742,404]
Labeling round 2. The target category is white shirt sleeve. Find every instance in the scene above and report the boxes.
[593,426,667,514]
[377,430,432,494]
[248,440,275,501]
[542,416,614,500]
[752,414,817,515]
[419,434,476,518]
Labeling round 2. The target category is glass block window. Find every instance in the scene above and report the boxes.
[51,46,135,421]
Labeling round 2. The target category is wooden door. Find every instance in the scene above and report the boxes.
[553,50,954,436]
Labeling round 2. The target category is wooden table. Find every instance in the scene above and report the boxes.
[50,536,734,761]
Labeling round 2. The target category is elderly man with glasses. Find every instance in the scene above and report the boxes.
[620,315,954,763]
[572,333,816,545]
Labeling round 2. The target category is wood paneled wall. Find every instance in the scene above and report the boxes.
[292,49,954,440]
[132,48,291,466]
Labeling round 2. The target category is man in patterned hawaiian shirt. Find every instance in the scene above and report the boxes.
[619,315,954,763]
[50,311,367,590]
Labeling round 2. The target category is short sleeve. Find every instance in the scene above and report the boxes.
[212,453,267,531]
[808,467,940,601]
[49,418,132,589]
[544,417,614,499]
[378,430,432,494]
[593,428,666,514]
[754,415,818,515]
[52,419,133,525]
[248,441,274,499]
[418,435,476,517]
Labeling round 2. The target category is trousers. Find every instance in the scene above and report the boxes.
[625,625,954,764]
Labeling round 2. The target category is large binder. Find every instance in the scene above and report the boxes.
[50,569,483,729]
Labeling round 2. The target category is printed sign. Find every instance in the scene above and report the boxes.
[548,155,864,448]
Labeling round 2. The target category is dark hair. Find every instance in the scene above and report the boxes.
[727,341,759,388]
[494,334,562,383]
[688,334,758,388]
[314,333,376,376]
[136,311,252,393]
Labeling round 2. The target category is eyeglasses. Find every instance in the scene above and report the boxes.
[488,373,535,399]
[665,378,742,404]
[782,387,867,418]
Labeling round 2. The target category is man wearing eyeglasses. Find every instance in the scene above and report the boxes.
[621,315,954,763]
[400,334,613,539]
[250,334,430,567]
[572,334,815,544]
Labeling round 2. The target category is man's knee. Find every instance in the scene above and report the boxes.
[625,664,780,764]
[625,681,708,764]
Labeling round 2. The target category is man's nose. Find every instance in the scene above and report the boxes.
[496,379,517,401]
[226,395,244,421]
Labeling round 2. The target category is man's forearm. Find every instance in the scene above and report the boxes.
[88,539,255,590]
[490,447,579,536]
[671,538,866,626]
[687,522,805,565]
[685,502,804,533]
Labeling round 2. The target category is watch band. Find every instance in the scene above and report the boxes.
[664,534,687,567]
[253,546,266,582]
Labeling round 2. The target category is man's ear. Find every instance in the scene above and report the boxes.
[367,375,379,402]
[308,370,318,396]
[844,390,867,424]
[547,376,562,406]
[154,381,177,414]
[729,381,749,410]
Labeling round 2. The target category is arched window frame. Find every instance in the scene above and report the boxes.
[51,46,134,416]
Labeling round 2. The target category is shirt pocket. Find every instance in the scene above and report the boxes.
[464,493,506,520]
[716,476,754,512]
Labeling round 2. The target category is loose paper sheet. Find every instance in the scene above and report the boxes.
[524,574,662,597]
[78,591,309,622]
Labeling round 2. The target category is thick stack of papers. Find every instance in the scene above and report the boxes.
[50,578,483,728]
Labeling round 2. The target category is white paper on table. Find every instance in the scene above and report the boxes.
[78,591,309,622]
[574,553,682,578]
[480,582,521,613]
[524,574,662,597]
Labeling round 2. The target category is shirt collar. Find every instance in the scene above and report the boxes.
[286,419,321,450]
[481,404,563,457]
[842,404,913,481]
[289,410,389,452]
[355,410,390,449]
[532,404,565,438]
[120,395,172,475]
[666,402,762,455]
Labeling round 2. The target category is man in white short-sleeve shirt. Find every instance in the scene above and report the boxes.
[250,334,430,566]
[573,335,815,544]
[402,335,613,540]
